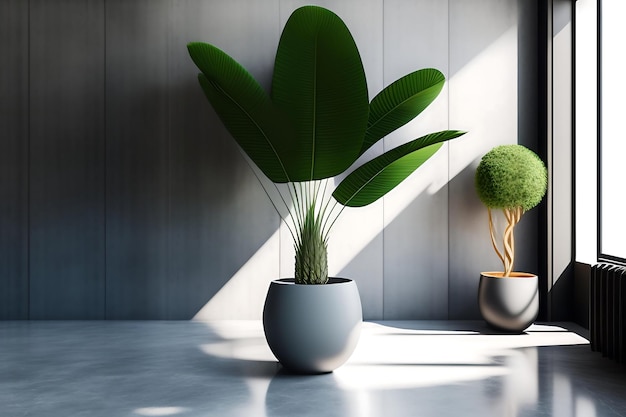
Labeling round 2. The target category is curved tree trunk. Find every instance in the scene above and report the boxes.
[502,207,523,277]
[487,207,523,277]
[488,208,505,267]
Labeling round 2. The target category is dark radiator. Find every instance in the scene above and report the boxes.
[590,263,626,363]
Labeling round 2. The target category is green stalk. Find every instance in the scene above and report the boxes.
[294,200,329,284]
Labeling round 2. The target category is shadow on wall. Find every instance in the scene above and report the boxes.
[191,0,540,320]
[105,45,280,319]
[166,75,280,319]
[100,0,284,319]
[0,0,546,319]
[549,262,576,322]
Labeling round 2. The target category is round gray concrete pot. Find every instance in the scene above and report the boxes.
[478,272,539,333]
[262,278,362,374]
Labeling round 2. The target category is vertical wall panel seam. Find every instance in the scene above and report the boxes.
[547,0,554,320]
[571,0,577,266]
[546,1,554,320]
[596,0,602,261]
[276,0,280,278]
[27,0,31,320]
[381,0,385,320]
[103,0,107,319]
[446,0,452,319]
[547,0,552,319]
[167,0,173,318]
[165,0,171,317]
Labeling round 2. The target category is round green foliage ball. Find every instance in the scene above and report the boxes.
[475,144,547,211]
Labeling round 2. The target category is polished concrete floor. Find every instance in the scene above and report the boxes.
[0,320,624,417]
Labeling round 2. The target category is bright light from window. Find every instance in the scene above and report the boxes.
[600,0,626,259]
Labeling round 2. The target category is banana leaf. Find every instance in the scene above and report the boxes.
[272,5,369,181]
[361,68,445,155]
[333,130,466,207]
[188,42,293,183]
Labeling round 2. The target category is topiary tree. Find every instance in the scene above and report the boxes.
[475,145,547,277]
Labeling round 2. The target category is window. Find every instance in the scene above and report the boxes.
[599,0,626,261]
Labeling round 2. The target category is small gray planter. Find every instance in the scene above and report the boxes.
[262,278,362,374]
[478,272,538,333]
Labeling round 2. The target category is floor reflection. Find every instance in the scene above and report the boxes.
[196,321,621,417]
[0,320,624,417]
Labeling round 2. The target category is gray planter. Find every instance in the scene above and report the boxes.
[262,278,362,374]
[478,272,539,333]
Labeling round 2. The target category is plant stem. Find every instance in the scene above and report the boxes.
[502,207,523,277]
[488,208,505,268]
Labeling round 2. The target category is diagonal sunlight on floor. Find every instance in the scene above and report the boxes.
[198,321,589,385]
[0,320,608,417]
[195,320,593,417]
[334,321,588,391]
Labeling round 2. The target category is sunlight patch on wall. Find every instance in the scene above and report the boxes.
[194,24,525,321]
[449,25,519,180]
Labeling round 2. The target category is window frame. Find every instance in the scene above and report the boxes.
[597,0,626,265]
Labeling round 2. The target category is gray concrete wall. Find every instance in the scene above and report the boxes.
[0,0,540,319]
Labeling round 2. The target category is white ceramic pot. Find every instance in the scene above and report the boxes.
[262,277,362,374]
[478,272,539,333]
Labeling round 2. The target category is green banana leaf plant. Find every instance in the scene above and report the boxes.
[188,5,466,284]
